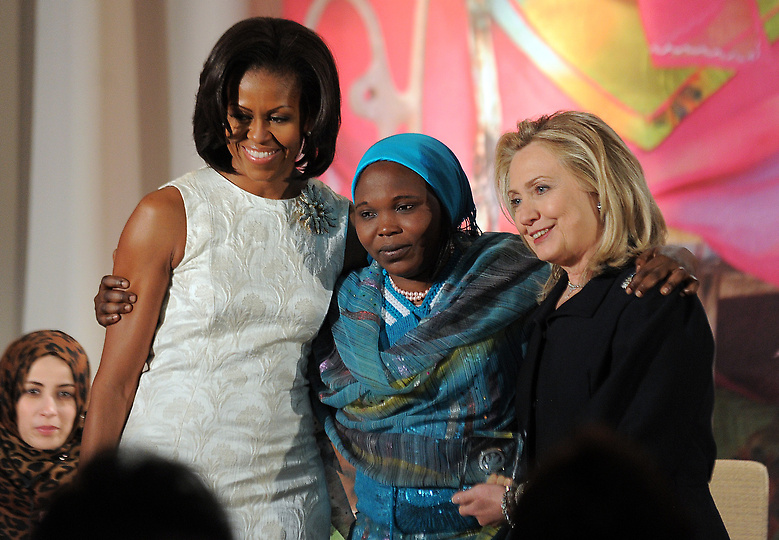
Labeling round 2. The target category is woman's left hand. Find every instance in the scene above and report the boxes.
[625,246,699,297]
[451,482,506,527]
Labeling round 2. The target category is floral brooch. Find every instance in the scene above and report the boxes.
[294,183,336,234]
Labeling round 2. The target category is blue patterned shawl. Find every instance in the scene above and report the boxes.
[313,232,548,489]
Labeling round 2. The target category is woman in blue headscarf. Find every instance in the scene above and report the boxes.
[94,133,697,539]
[312,133,698,539]
[312,133,549,539]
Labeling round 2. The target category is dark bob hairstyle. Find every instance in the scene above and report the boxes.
[193,17,341,180]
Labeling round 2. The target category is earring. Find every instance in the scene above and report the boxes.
[597,201,601,212]
[295,137,307,163]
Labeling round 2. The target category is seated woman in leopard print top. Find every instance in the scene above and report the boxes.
[0,330,90,539]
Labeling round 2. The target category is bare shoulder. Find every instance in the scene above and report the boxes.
[133,186,185,225]
[117,187,186,269]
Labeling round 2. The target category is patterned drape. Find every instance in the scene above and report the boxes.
[284,0,779,286]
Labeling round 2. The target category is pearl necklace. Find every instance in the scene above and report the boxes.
[388,276,430,303]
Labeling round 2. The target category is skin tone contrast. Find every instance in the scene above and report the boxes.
[16,355,77,450]
[352,161,445,295]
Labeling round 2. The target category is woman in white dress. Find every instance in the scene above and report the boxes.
[82,17,359,539]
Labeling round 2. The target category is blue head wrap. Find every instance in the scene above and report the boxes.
[352,133,477,231]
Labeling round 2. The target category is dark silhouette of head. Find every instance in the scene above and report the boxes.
[512,426,693,540]
[33,451,233,540]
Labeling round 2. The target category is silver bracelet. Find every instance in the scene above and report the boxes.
[501,481,526,527]
[501,484,516,527]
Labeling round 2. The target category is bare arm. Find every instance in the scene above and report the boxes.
[81,187,185,463]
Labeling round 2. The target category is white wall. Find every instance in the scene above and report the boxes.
[23,0,108,363]
[0,0,29,352]
[166,0,253,178]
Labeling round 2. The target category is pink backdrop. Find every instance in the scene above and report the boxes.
[276,2,779,534]
[282,0,779,286]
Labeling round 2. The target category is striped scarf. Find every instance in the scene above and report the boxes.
[313,232,548,488]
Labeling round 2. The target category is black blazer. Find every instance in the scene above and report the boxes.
[516,265,728,539]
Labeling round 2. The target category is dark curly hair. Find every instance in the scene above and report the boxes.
[193,17,341,179]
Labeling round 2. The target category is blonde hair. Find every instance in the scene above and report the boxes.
[495,111,666,292]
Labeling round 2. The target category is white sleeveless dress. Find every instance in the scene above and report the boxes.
[119,167,349,539]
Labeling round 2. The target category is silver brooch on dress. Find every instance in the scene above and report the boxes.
[294,184,336,234]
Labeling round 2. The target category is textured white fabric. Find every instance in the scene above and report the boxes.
[120,167,349,539]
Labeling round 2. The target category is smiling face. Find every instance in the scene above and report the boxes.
[224,68,305,199]
[507,141,601,278]
[353,161,445,292]
[15,355,77,450]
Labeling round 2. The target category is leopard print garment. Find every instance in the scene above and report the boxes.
[0,330,90,539]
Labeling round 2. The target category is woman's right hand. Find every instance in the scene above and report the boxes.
[451,481,507,527]
[94,275,136,327]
